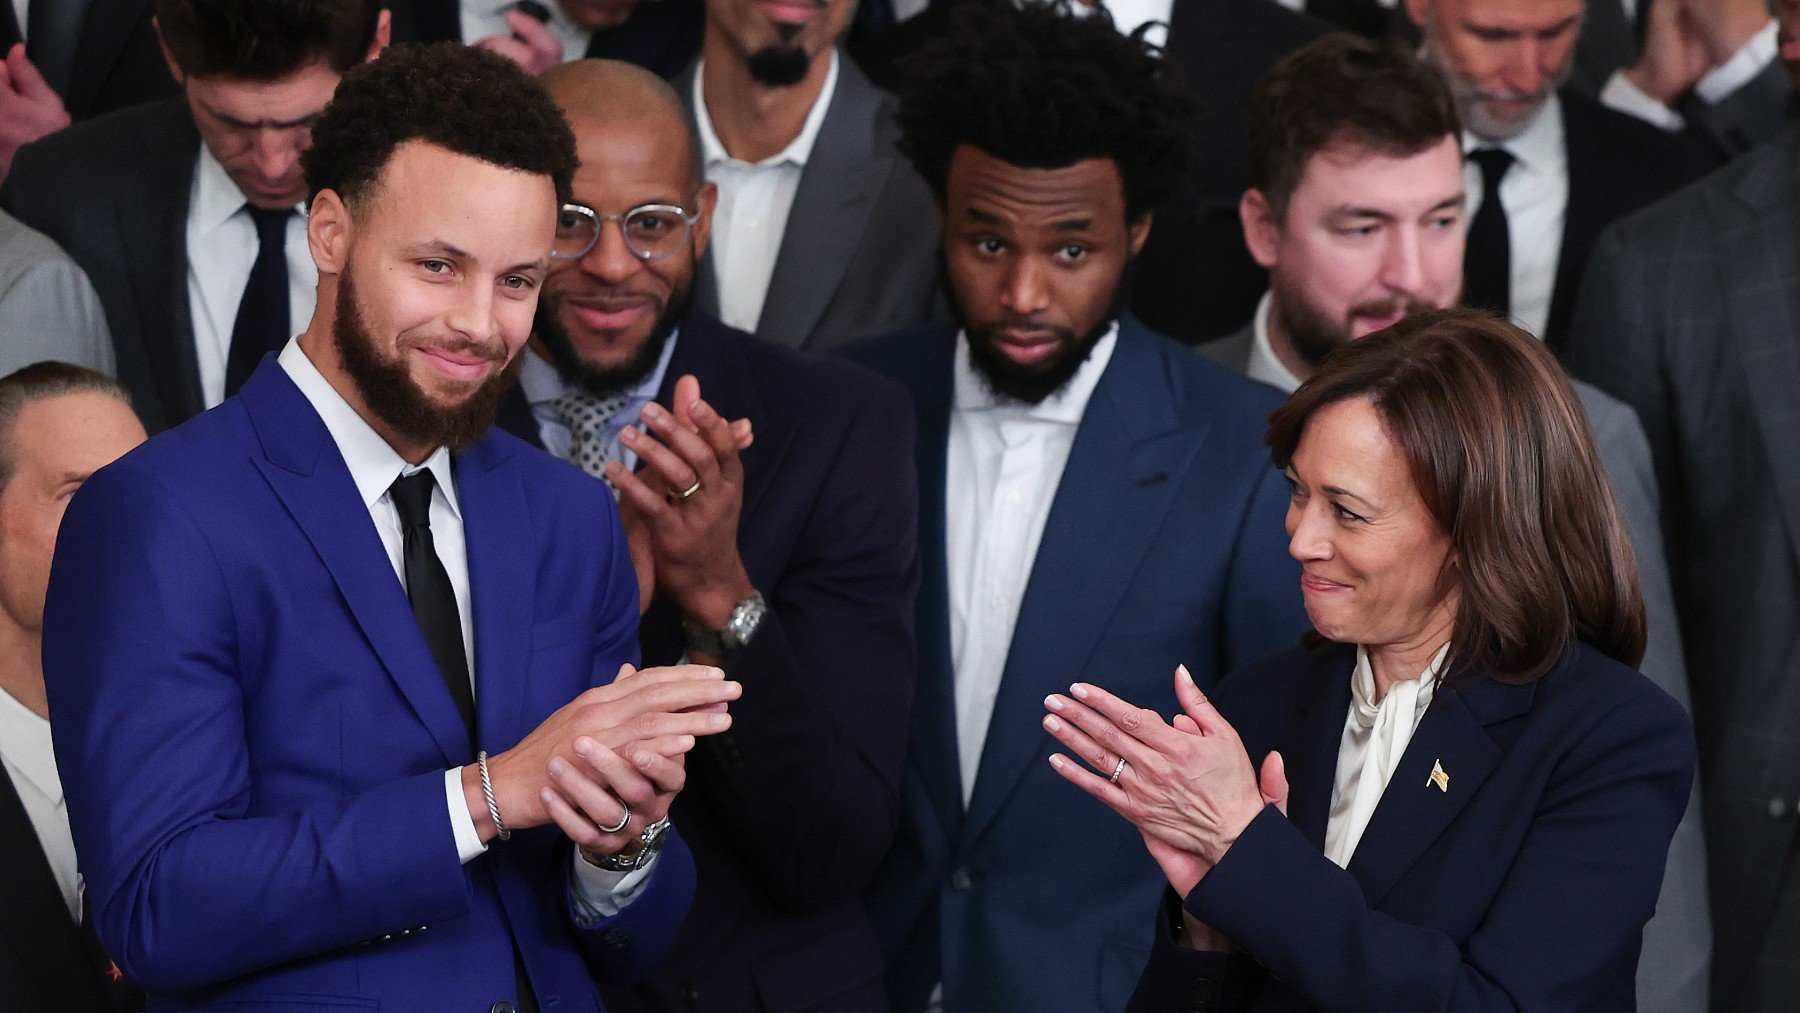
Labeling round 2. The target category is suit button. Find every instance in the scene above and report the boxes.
[679,981,700,1006]
[950,867,973,890]
[601,928,630,950]
[1771,797,1790,818]
[490,1004,517,1013]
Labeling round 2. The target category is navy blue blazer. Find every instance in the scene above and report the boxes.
[501,312,920,1011]
[843,317,1310,1012]
[42,356,693,1009]
[1129,641,1696,1011]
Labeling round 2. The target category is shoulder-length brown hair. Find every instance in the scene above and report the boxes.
[1266,308,1646,682]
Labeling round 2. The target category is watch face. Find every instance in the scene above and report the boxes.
[643,818,673,850]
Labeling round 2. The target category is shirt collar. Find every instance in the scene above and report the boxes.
[1463,91,1565,176]
[276,338,461,517]
[518,326,682,409]
[1248,291,1303,394]
[0,686,59,803]
[1348,642,1451,728]
[191,143,301,234]
[951,321,1119,425]
[694,49,840,170]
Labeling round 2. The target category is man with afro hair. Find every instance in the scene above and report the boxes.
[844,5,1309,1010]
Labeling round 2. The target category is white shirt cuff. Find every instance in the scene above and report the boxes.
[1600,71,1689,131]
[1695,20,1779,104]
[569,847,658,926]
[445,767,489,864]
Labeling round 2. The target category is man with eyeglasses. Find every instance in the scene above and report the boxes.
[499,59,919,1012]
[0,0,388,434]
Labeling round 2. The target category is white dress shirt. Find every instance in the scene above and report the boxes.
[1599,20,1780,132]
[0,686,80,921]
[276,339,651,918]
[188,147,318,408]
[518,330,681,470]
[1247,291,1303,395]
[1464,95,1567,340]
[946,325,1117,802]
[459,0,593,61]
[1323,643,1450,869]
[694,51,838,334]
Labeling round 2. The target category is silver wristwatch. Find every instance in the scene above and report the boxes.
[588,816,673,872]
[684,591,767,657]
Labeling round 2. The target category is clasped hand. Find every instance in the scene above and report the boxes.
[1042,666,1289,897]
[468,662,740,857]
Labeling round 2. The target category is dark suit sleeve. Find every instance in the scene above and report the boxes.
[683,377,920,911]
[1691,59,1792,157]
[42,461,473,995]
[1176,691,1695,1010]
[1219,464,1308,674]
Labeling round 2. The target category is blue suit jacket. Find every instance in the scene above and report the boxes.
[42,356,694,1009]
[1129,641,1696,1011]
[843,317,1310,1012]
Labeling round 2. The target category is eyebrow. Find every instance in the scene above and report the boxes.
[1322,484,1379,510]
[202,102,326,131]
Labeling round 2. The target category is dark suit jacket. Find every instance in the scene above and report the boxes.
[501,313,921,1011]
[843,317,1310,1012]
[387,0,704,80]
[0,0,176,120]
[849,0,1326,347]
[1,98,205,434]
[1545,88,1721,349]
[1128,641,1694,1012]
[42,356,693,1004]
[682,55,943,352]
[1567,125,1800,1011]
[1201,320,1713,1011]
[0,767,141,1010]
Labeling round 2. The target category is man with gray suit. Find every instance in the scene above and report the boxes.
[681,0,941,352]
[0,211,115,378]
[1566,16,1800,1002]
[1206,36,1712,1011]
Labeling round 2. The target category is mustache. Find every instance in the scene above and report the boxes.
[403,336,509,363]
[1350,297,1438,322]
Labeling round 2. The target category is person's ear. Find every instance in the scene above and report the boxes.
[307,189,354,275]
[1403,0,1431,32]
[1127,212,1153,258]
[152,18,187,88]
[1241,189,1280,270]
[369,9,393,59]
[690,181,719,260]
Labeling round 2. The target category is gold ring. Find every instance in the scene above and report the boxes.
[677,479,702,501]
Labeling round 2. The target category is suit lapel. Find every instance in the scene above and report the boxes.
[63,0,148,117]
[655,318,781,521]
[0,769,100,1002]
[457,440,538,751]
[241,360,474,765]
[1717,133,1800,581]
[1344,673,1533,906]
[1552,92,1608,351]
[752,57,892,349]
[1284,645,1357,851]
[115,102,205,428]
[963,322,1203,841]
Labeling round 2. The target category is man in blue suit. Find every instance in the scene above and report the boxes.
[841,5,1311,1010]
[40,44,737,1010]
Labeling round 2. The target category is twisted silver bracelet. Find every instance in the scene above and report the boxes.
[476,751,511,841]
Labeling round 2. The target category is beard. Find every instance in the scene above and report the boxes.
[1270,270,1436,371]
[747,35,811,86]
[959,273,1130,406]
[333,270,519,452]
[534,275,693,397]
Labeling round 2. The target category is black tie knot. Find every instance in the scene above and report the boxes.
[1470,148,1515,195]
[246,205,291,247]
[390,471,436,530]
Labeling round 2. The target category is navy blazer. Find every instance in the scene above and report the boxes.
[1129,641,1696,1011]
[42,356,693,1009]
[844,317,1310,1012]
[500,312,921,1011]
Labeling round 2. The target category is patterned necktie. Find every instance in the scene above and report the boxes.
[550,389,632,487]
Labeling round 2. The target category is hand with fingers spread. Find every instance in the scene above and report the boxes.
[471,11,566,76]
[0,44,72,184]
[1043,665,1287,877]
[461,662,739,844]
[609,374,759,645]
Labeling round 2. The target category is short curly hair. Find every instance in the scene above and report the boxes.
[154,0,381,79]
[301,43,578,211]
[895,0,1198,220]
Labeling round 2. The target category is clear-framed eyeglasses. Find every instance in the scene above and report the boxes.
[552,202,701,262]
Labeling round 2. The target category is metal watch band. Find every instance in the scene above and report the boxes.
[683,591,766,657]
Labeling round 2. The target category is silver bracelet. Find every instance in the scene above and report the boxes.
[476,751,511,842]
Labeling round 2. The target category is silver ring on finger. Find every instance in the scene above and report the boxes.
[597,805,632,834]
[1109,757,1128,784]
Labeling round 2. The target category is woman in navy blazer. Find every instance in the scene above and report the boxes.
[1041,308,1696,1010]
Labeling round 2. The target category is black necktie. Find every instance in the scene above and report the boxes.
[225,206,292,397]
[1463,148,1515,318]
[389,471,475,740]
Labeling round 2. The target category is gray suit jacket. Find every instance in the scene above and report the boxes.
[1569,127,1800,1011]
[0,210,115,379]
[1206,315,1713,1013]
[682,53,943,352]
